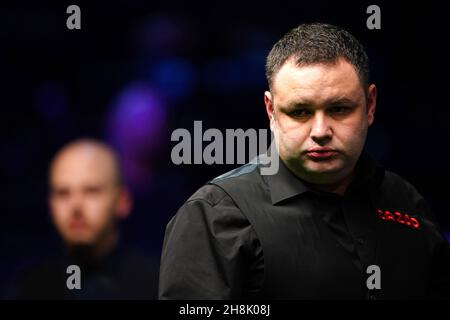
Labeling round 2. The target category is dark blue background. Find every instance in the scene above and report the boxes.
[1,0,449,293]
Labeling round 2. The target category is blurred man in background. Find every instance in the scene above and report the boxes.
[11,139,159,299]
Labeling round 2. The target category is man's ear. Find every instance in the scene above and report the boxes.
[116,186,133,220]
[264,91,275,131]
[367,84,377,126]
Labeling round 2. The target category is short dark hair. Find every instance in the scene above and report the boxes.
[266,23,370,92]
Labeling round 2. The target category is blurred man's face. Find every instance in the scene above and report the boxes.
[265,57,377,186]
[49,146,125,247]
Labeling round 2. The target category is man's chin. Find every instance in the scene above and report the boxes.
[304,159,343,174]
[299,161,350,184]
[64,234,96,248]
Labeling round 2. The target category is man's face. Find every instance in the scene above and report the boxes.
[49,147,123,246]
[265,57,376,185]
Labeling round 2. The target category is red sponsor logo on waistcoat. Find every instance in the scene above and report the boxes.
[376,209,421,230]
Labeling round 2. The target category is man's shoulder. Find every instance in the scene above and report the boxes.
[7,256,67,299]
[187,160,263,206]
[211,160,261,183]
[381,169,423,199]
[375,168,435,222]
[168,164,260,228]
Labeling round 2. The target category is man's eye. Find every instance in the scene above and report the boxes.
[85,186,102,195]
[291,109,311,117]
[330,106,350,114]
[53,189,69,198]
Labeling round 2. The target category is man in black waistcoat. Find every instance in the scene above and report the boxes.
[159,23,450,299]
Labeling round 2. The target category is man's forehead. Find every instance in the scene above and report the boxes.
[50,144,118,185]
[275,59,356,84]
[51,164,112,188]
[271,58,363,105]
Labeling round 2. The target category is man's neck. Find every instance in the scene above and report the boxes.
[93,230,119,259]
[308,170,356,196]
[68,229,119,262]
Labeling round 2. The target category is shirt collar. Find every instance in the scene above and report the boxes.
[266,151,384,205]
[266,156,311,205]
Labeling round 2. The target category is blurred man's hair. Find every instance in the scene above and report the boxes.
[266,23,370,92]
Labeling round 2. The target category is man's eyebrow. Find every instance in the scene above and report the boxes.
[288,102,311,109]
[327,98,357,105]
[283,98,356,109]
[51,186,69,193]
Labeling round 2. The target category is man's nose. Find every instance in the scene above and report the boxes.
[69,192,84,217]
[310,113,332,144]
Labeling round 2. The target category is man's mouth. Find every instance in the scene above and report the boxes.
[306,147,338,160]
[69,220,88,231]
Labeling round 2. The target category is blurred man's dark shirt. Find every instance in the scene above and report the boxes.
[9,244,159,300]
